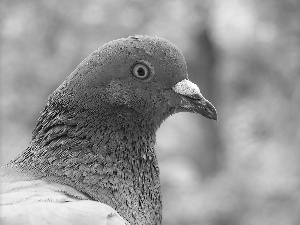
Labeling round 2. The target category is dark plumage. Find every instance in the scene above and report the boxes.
[0,35,217,225]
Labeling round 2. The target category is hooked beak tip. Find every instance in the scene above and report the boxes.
[204,100,218,121]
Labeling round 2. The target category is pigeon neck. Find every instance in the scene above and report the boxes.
[11,105,163,225]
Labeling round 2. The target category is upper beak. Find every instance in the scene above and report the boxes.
[172,79,218,120]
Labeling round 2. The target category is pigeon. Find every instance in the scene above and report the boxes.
[0,35,217,225]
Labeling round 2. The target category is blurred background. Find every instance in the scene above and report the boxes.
[1,0,300,224]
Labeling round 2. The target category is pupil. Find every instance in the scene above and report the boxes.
[137,68,145,76]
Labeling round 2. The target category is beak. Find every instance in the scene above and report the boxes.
[172,79,218,120]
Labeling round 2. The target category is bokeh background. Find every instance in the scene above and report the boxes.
[1,0,300,224]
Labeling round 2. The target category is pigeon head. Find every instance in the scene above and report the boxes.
[50,35,217,129]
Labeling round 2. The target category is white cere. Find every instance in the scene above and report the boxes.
[172,79,201,97]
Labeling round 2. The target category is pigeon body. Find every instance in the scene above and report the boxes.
[0,35,217,225]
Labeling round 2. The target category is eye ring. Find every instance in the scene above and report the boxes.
[132,63,149,79]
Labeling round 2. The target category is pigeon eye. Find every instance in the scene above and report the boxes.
[132,63,149,79]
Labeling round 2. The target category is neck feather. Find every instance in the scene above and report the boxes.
[10,104,162,225]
